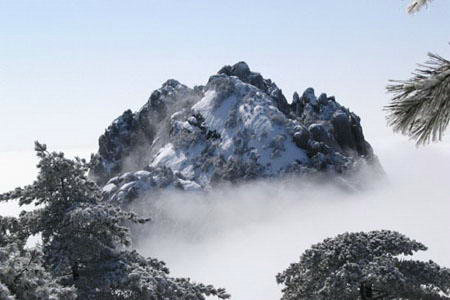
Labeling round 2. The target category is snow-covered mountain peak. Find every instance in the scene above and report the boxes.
[91,62,382,203]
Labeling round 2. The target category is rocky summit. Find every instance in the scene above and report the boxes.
[91,62,382,203]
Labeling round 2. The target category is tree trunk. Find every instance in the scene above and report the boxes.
[72,262,79,281]
[360,282,373,300]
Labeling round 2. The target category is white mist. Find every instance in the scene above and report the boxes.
[134,139,450,300]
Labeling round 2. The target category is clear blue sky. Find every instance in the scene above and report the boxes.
[1,0,450,152]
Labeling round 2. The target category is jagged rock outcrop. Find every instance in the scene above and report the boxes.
[91,80,204,183]
[90,62,382,203]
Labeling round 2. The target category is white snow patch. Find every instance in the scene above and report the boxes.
[151,143,184,170]
[102,183,117,193]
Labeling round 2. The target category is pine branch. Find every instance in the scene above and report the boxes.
[407,0,433,13]
[385,51,450,145]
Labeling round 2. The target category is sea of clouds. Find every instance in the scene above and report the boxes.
[131,138,450,300]
[1,138,449,300]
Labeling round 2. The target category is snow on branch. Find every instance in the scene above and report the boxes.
[385,51,450,145]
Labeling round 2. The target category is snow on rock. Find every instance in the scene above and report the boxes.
[91,62,382,202]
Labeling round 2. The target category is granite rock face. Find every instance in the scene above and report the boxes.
[90,62,382,203]
[91,79,204,183]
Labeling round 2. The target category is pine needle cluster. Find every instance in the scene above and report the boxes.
[385,52,450,145]
[407,0,433,13]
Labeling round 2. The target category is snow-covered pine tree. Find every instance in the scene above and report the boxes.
[0,142,229,300]
[385,0,449,145]
[276,230,450,300]
[0,216,77,300]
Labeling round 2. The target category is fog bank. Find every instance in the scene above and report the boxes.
[0,140,449,300]
[134,139,450,300]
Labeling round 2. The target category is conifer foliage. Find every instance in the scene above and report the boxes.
[407,0,433,13]
[386,52,450,145]
[0,142,229,300]
[385,0,449,145]
[276,230,450,300]
[0,216,77,300]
